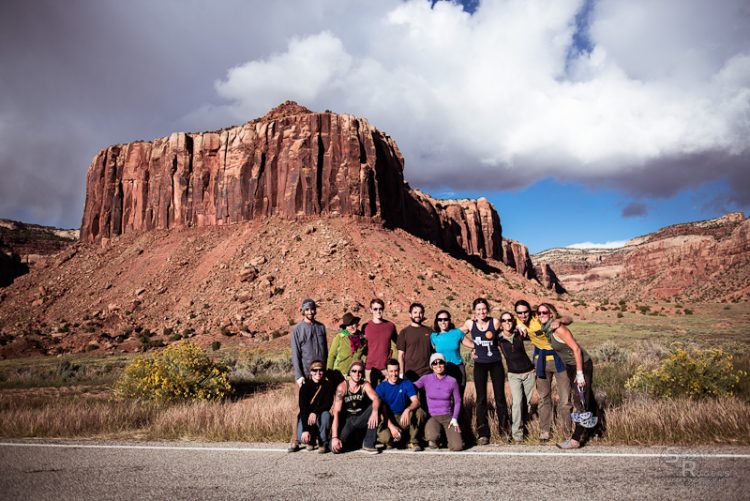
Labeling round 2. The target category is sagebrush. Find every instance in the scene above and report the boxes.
[115,342,232,401]
[626,347,747,399]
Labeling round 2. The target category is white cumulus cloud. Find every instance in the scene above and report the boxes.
[184,0,750,205]
[566,240,628,249]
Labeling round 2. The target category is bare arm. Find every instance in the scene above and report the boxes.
[399,395,420,428]
[364,382,381,429]
[460,319,472,334]
[397,350,406,377]
[554,326,583,372]
[461,333,475,349]
[330,382,345,451]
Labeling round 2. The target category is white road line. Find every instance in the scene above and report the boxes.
[1,442,749,459]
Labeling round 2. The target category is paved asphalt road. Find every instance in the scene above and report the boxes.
[1,441,749,500]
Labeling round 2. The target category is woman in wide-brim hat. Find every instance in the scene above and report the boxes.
[328,312,367,376]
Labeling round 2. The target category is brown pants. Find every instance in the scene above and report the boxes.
[424,414,464,451]
[535,358,572,438]
[377,408,427,446]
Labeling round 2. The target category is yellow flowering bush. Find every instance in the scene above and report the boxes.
[115,342,232,401]
[626,347,747,399]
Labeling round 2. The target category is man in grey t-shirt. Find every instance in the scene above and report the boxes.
[289,298,328,452]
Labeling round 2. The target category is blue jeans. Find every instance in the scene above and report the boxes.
[297,410,332,448]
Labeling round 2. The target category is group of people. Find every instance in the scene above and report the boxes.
[289,296,599,454]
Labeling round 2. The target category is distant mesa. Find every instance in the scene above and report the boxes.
[81,100,557,289]
[0,219,78,286]
[533,212,750,302]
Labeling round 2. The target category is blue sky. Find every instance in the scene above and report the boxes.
[434,179,742,253]
[0,0,748,253]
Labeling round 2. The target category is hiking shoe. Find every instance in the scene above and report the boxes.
[478,436,490,446]
[427,440,439,450]
[362,445,380,454]
[287,441,300,453]
[556,439,581,450]
[539,432,550,442]
[409,443,423,452]
[318,445,329,454]
[305,444,315,452]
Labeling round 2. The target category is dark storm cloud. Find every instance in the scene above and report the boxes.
[1,0,748,230]
[0,0,341,228]
[621,202,648,218]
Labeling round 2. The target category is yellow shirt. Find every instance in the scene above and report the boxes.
[518,316,555,359]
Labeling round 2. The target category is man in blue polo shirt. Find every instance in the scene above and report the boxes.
[376,359,426,451]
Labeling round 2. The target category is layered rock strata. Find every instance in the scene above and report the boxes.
[81,101,555,286]
[81,102,408,242]
[533,212,750,300]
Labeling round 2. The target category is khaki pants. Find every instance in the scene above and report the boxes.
[377,408,427,446]
[508,370,535,441]
[424,414,463,451]
[535,358,572,438]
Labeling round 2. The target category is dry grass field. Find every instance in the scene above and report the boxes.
[1,302,749,445]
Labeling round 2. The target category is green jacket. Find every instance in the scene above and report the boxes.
[327,330,367,375]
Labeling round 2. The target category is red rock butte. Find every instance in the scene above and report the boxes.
[81,101,535,277]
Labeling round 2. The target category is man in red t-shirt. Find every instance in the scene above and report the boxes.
[363,298,398,387]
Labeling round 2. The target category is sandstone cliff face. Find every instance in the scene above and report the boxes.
[81,102,408,242]
[533,212,750,301]
[82,102,526,275]
[404,190,502,261]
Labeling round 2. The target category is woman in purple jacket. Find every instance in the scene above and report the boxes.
[414,353,464,451]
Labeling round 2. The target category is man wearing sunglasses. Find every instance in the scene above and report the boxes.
[331,360,381,454]
[294,360,334,453]
[363,298,398,387]
[513,299,571,441]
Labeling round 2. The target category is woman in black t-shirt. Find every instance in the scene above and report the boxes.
[498,312,535,443]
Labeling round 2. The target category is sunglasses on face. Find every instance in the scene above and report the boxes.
[437,317,450,322]
[537,310,550,315]
[310,368,324,373]
[501,318,513,323]
[350,369,364,374]
[431,360,445,366]
[371,307,383,312]
[515,310,530,315]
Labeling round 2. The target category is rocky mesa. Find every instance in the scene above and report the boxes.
[80,101,552,286]
[533,212,750,301]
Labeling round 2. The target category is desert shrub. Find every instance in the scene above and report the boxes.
[595,361,637,406]
[211,341,221,351]
[231,353,293,381]
[591,342,627,364]
[115,342,232,401]
[626,347,747,399]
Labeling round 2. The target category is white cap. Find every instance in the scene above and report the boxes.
[429,353,446,365]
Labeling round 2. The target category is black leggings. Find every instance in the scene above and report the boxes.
[565,359,600,442]
[474,361,509,437]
